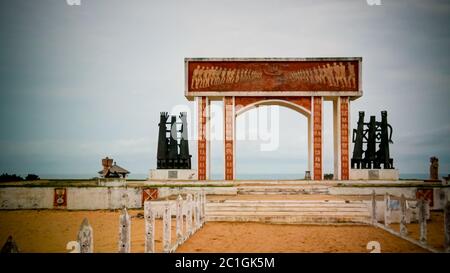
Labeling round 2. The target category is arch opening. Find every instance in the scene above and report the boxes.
[235,104,309,180]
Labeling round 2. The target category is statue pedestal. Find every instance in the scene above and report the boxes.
[349,169,399,180]
[148,169,197,180]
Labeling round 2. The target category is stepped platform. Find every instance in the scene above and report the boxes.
[205,198,372,225]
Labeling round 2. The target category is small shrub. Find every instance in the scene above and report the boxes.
[0,173,24,182]
[25,174,40,181]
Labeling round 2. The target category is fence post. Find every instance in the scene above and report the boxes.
[371,190,377,224]
[384,193,390,227]
[195,193,201,230]
[176,195,183,244]
[418,197,427,244]
[77,218,93,253]
[445,201,450,253]
[186,194,193,237]
[192,193,198,232]
[1,236,19,253]
[163,201,171,253]
[400,194,408,236]
[118,208,131,253]
[144,201,155,253]
[201,190,206,226]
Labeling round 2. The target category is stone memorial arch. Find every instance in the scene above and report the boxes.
[185,58,362,181]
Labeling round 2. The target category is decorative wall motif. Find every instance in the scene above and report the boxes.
[416,189,434,207]
[224,97,234,180]
[187,60,360,92]
[340,97,350,180]
[313,97,322,180]
[191,66,263,89]
[286,63,356,88]
[197,97,207,180]
[53,188,67,208]
[142,188,158,205]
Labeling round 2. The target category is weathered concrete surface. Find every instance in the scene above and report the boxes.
[206,200,371,224]
[0,187,53,209]
[148,169,197,180]
[349,169,399,180]
[0,187,141,210]
[329,187,417,198]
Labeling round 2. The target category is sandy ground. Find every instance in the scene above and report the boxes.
[177,222,427,253]
[388,212,446,251]
[0,209,440,253]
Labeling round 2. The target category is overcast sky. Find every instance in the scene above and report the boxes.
[0,0,448,178]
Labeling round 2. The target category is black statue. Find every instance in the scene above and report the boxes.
[351,111,394,169]
[351,111,365,169]
[157,112,192,169]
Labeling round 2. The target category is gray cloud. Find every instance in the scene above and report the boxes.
[0,0,449,178]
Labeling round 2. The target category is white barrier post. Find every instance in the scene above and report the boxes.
[418,198,427,244]
[400,194,408,236]
[118,208,131,253]
[186,194,193,237]
[201,190,206,226]
[384,193,390,227]
[371,190,377,224]
[144,201,155,253]
[77,218,93,253]
[163,202,172,253]
[176,195,183,244]
[444,201,450,253]
[195,193,201,230]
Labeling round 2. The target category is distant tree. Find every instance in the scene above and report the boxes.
[25,174,40,181]
[0,173,24,182]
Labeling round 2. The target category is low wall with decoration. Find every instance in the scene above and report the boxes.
[0,180,447,211]
[0,183,237,210]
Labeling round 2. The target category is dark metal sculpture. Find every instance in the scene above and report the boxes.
[157,112,192,169]
[351,111,394,169]
[351,111,365,169]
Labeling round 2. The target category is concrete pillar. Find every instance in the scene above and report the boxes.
[340,96,350,180]
[197,96,210,180]
[333,98,341,180]
[312,96,323,180]
[224,96,235,180]
[307,114,312,177]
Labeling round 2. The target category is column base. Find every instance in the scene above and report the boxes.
[349,169,399,180]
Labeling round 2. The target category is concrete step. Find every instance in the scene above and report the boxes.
[206,211,370,216]
[206,206,370,212]
[237,186,330,195]
[207,200,366,205]
[205,200,370,224]
[206,215,371,224]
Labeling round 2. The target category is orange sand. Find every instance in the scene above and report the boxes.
[0,210,439,253]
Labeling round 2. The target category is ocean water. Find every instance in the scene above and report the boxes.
[36,172,443,180]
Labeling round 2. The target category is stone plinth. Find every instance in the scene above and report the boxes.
[97,178,126,187]
[148,169,197,180]
[349,169,399,180]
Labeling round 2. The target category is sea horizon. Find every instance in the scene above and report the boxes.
[8,172,445,181]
